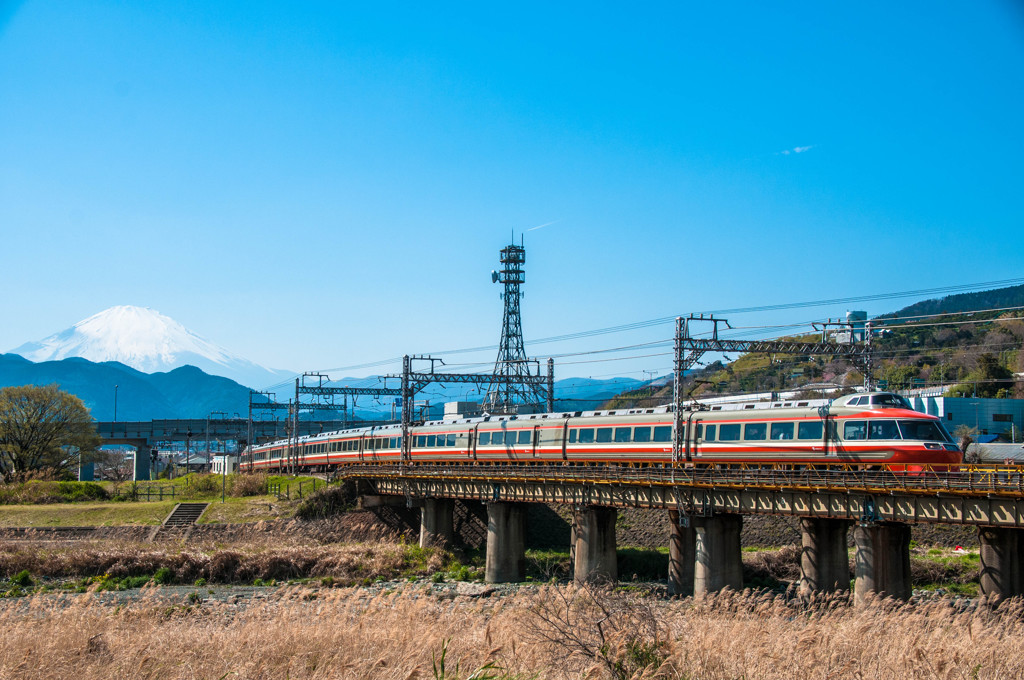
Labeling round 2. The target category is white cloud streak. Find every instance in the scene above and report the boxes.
[527,220,560,231]
[778,145,814,156]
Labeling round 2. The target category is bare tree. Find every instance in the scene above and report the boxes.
[523,582,670,679]
[96,449,135,482]
[0,384,101,482]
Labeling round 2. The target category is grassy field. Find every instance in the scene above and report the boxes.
[0,501,178,527]
[0,473,326,527]
[1,584,1022,679]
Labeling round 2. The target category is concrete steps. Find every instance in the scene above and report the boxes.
[149,502,209,542]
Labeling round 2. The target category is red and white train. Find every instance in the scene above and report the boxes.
[242,391,962,472]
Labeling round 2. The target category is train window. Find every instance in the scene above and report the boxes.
[568,429,577,443]
[425,435,435,447]
[479,432,491,445]
[798,422,823,439]
[518,430,531,445]
[579,429,595,444]
[653,426,672,442]
[843,421,867,440]
[770,423,795,440]
[744,423,767,440]
[494,431,506,445]
[897,420,950,442]
[614,427,631,443]
[633,427,651,442]
[596,428,613,443]
[702,424,716,441]
[719,424,741,441]
[447,434,456,446]
[391,437,398,448]
[868,420,899,439]
[416,436,425,447]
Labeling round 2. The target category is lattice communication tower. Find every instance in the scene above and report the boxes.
[484,241,546,413]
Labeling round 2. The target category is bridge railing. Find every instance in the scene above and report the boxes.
[327,462,1024,499]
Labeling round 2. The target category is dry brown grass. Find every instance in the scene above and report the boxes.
[0,533,442,584]
[2,585,1024,679]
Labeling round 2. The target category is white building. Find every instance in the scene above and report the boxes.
[211,455,237,475]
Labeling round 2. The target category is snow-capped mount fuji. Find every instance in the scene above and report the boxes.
[10,306,294,389]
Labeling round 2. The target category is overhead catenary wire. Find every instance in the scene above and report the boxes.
[265,279,1024,399]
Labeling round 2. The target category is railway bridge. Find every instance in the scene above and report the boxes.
[339,463,1024,603]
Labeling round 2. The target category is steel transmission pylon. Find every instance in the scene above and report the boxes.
[484,241,546,413]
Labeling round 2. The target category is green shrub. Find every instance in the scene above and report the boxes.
[0,480,109,505]
[153,567,173,585]
[11,570,33,587]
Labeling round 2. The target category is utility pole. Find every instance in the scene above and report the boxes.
[671,313,873,464]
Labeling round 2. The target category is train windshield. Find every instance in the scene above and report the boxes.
[897,420,951,442]
[871,394,912,409]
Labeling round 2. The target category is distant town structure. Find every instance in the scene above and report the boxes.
[831,310,868,344]
[906,395,1023,441]
[211,455,237,475]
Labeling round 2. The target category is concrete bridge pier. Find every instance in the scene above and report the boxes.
[979,526,1024,599]
[485,502,526,583]
[799,518,852,596]
[693,514,743,597]
[573,506,618,583]
[854,522,911,604]
[78,461,95,482]
[129,441,152,481]
[667,510,696,596]
[419,498,455,548]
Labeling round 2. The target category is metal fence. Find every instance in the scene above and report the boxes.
[112,485,177,502]
[268,479,324,501]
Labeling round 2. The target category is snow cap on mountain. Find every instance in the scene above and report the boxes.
[10,306,292,388]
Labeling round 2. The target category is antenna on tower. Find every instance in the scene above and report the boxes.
[484,239,546,414]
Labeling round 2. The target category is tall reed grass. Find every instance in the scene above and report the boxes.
[2,585,1023,679]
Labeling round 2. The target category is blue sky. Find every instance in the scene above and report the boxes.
[1,1,1022,384]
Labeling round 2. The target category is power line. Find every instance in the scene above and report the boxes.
[290,277,1024,383]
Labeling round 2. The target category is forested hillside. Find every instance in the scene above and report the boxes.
[604,286,1024,409]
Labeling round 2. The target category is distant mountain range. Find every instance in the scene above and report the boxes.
[0,353,644,422]
[0,353,260,420]
[9,306,294,390]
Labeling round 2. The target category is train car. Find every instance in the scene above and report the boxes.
[242,392,961,472]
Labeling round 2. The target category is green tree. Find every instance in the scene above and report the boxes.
[881,364,918,391]
[0,384,101,482]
